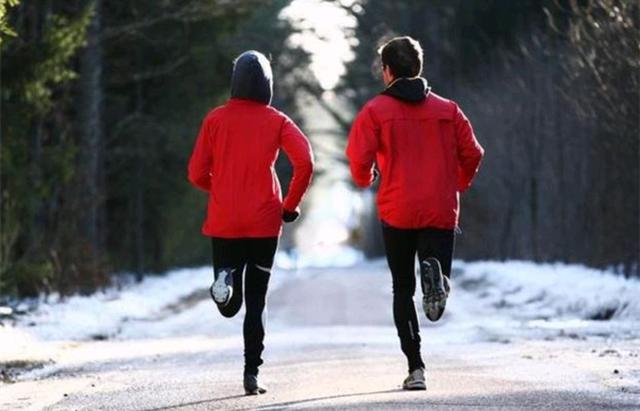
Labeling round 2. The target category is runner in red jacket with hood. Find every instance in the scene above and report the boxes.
[346,37,484,391]
[188,50,313,395]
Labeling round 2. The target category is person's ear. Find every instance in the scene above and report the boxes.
[382,65,394,85]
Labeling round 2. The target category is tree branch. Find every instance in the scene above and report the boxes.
[108,55,189,85]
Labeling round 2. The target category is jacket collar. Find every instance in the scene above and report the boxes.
[381,77,431,103]
[227,97,267,106]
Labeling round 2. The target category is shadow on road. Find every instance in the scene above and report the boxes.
[137,389,402,411]
[139,393,248,411]
[251,390,640,411]
[251,389,402,410]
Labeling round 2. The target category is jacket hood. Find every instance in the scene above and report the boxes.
[230,50,273,105]
[381,77,431,103]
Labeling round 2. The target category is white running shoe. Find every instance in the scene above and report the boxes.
[210,268,234,307]
[402,368,426,391]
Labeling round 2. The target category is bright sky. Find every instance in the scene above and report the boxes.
[280,0,358,90]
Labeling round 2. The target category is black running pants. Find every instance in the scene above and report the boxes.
[381,222,455,372]
[211,237,278,376]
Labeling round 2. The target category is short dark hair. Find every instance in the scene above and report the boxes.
[377,36,423,78]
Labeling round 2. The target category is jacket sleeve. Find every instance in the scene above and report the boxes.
[187,116,213,192]
[455,104,484,192]
[280,116,314,212]
[346,105,379,188]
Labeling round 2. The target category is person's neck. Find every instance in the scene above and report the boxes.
[385,77,401,88]
[386,76,420,89]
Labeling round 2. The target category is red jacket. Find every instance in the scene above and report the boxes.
[188,98,314,238]
[346,85,484,230]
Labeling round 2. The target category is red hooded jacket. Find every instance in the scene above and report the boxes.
[346,78,484,230]
[188,99,313,237]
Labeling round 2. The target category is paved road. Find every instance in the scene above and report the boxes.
[2,266,639,410]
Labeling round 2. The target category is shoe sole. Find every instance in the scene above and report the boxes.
[403,382,426,391]
[244,388,267,395]
[423,286,448,321]
[210,271,232,306]
[421,258,449,322]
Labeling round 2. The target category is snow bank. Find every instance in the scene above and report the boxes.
[6,267,210,342]
[3,259,638,346]
[1,244,364,344]
[454,260,640,326]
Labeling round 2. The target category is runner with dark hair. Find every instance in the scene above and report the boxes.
[346,36,484,391]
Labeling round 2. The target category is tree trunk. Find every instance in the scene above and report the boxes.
[79,0,103,254]
[134,47,144,280]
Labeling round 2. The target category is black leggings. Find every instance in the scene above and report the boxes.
[381,222,455,372]
[211,237,278,376]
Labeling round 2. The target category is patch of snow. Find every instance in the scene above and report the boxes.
[2,259,639,358]
[451,260,640,339]
[3,267,211,342]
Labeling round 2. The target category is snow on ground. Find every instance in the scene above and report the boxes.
[3,267,210,342]
[453,260,640,340]
[0,248,362,344]
[458,261,639,321]
[0,267,211,367]
[2,257,638,349]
